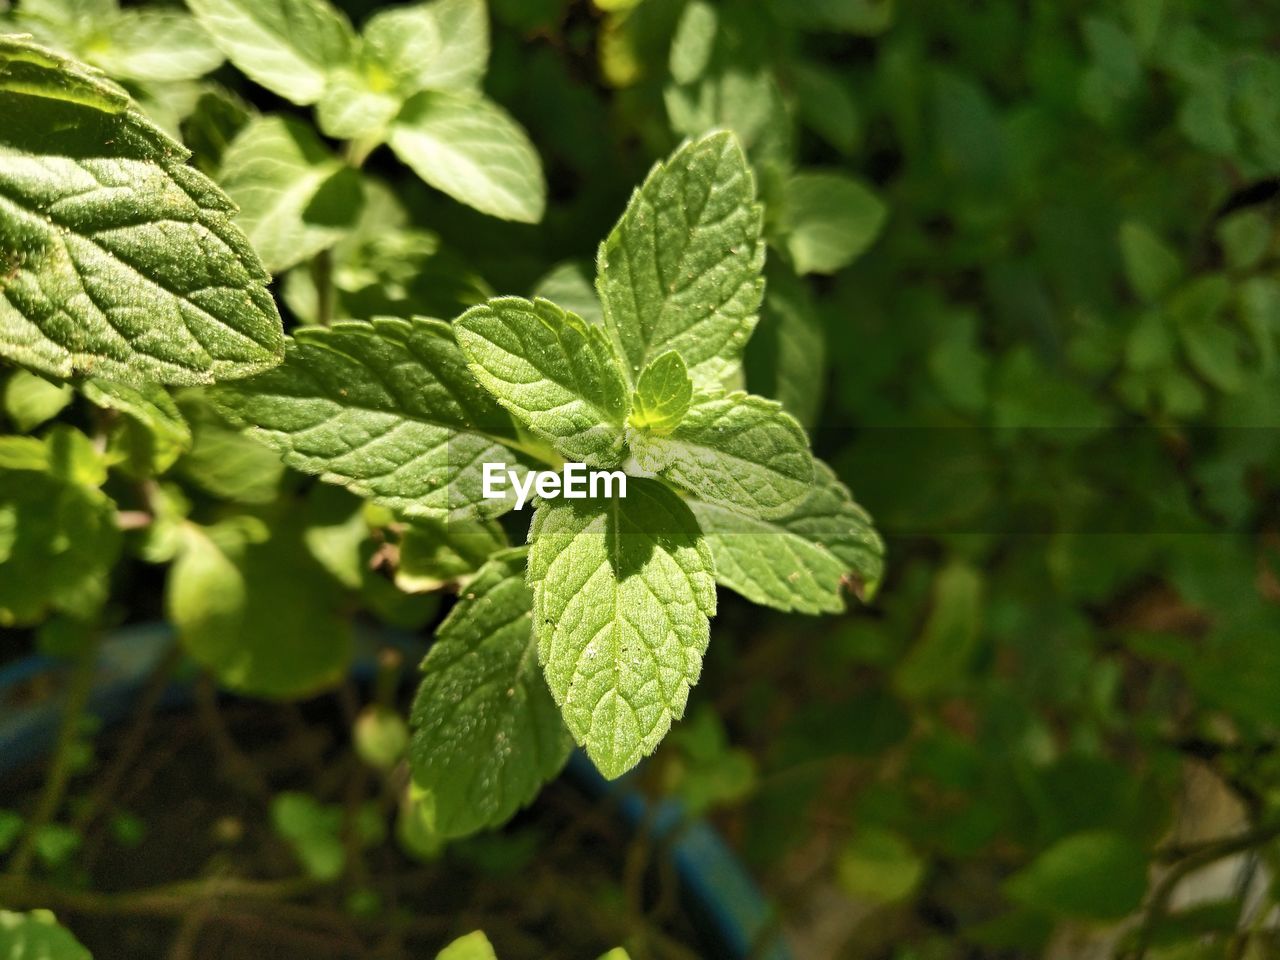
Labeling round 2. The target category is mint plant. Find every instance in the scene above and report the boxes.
[0,26,883,844]
[213,129,885,798]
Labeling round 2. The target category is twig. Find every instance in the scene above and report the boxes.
[1127,817,1280,960]
[74,642,182,836]
[0,874,321,917]
[195,674,270,798]
[7,633,99,877]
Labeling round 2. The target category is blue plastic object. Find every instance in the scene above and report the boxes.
[0,625,791,960]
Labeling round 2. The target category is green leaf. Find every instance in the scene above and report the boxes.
[895,562,983,699]
[531,261,603,327]
[218,115,364,273]
[746,261,825,428]
[364,0,488,95]
[528,478,717,778]
[0,36,284,385]
[779,171,885,275]
[597,130,765,387]
[92,10,225,83]
[790,62,860,154]
[168,513,352,698]
[629,350,692,435]
[314,68,402,142]
[837,827,925,903]
[0,910,92,960]
[689,460,883,613]
[210,317,529,519]
[455,296,631,466]
[388,91,546,223]
[1005,830,1148,920]
[1119,220,1182,303]
[185,0,355,104]
[175,391,285,503]
[0,427,120,626]
[81,378,192,473]
[3,370,72,432]
[271,792,346,880]
[668,0,717,86]
[1216,209,1271,271]
[437,931,497,960]
[396,516,508,592]
[635,392,813,519]
[410,549,572,838]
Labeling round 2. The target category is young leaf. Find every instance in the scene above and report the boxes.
[315,68,402,142]
[779,171,886,275]
[636,392,813,519]
[597,130,765,386]
[455,297,631,466]
[218,115,364,273]
[689,461,885,613]
[364,0,488,95]
[0,36,284,385]
[0,910,91,960]
[185,0,355,104]
[388,91,546,223]
[629,350,692,434]
[210,317,531,519]
[410,549,572,838]
[437,931,498,960]
[527,478,717,779]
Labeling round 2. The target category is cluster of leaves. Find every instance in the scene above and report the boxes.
[11,0,1280,956]
[0,0,883,876]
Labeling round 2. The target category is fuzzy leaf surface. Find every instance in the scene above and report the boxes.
[629,350,692,434]
[455,296,630,466]
[596,130,764,386]
[210,317,529,519]
[527,479,716,779]
[0,36,283,385]
[690,461,884,613]
[637,392,813,519]
[410,549,572,838]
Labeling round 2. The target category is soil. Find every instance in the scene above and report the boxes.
[0,679,711,960]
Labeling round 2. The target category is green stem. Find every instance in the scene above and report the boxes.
[0,874,320,917]
[1127,816,1280,960]
[8,633,99,877]
[311,248,335,328]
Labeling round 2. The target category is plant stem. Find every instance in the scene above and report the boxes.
[0,874,320,917]
[312,248,335,328]
[7,633,100,877]
[1127,816,1280,960]
[74,643,182,837]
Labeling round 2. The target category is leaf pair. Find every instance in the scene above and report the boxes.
[189,0,545,222]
